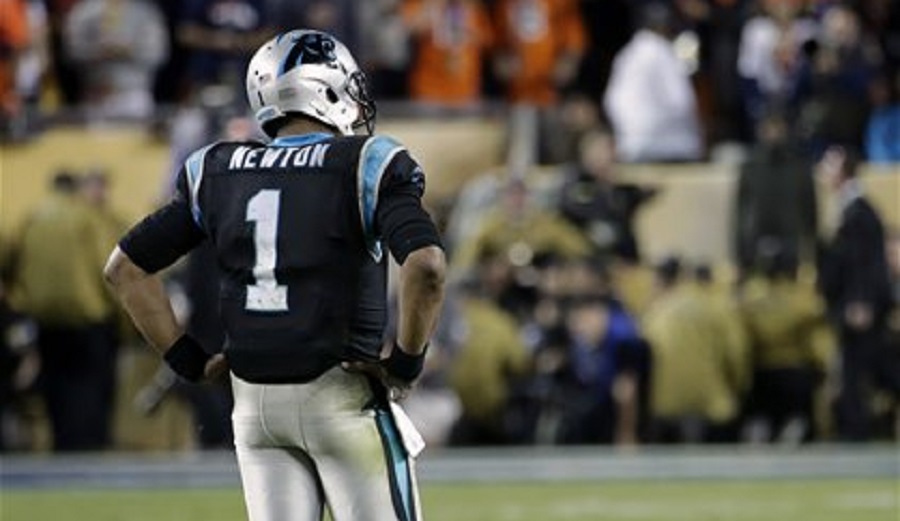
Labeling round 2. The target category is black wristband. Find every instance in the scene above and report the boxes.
[383,342,428,383]
[163,335,210,382]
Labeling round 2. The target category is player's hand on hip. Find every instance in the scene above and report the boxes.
[341,360,413,401]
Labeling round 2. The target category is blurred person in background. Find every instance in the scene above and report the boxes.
[0,275,39,451]
[491,0,586,165]
[733,107,817,276]
[452,177,591,275]
[864,70,900,163]
[557,125,657,265]
[643,257,748,443]
[44,0,81,106]
[491,0,585,108]
[357,0,411,99]
[737,0,818,135]
[79,169,128,441]
[402,0,493,108]
[817,146,899,441]
[0,0,30,137]
[267,0,358,49]
[672,0,750,143]
[741,244,828,443]
[862,0,900,74]
[795,4,880,155]
[12,172,120,451]
[63,0,168,122]
[448,253,530,446]
[558,287,647,446]
[176,0,272,95]
[81,169,128,246]
[886,233,900,411]
[12,0,50,138]
[858,0,900,67]
[693,262,749,368]
[572,0,631,107]
[603,1,703,162]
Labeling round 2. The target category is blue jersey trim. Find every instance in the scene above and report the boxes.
[357,136,403,262]
[184,143,216,226]
[270,133,332,148]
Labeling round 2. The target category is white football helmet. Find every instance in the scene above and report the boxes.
[246,30,376,137]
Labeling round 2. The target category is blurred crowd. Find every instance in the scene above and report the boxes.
[0,0,898,160]
[1,0,899,452]
[419,130,900,447]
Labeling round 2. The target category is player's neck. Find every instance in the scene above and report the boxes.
[276,119,336,138]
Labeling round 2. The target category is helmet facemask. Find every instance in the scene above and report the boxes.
[347,70,376,135]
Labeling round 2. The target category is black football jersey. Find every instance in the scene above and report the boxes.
[120,132,435,383]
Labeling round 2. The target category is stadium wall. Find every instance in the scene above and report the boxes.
[1,124,898,264]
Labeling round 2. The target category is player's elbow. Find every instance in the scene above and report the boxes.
[103,247,147,289]
[404,245,447,293]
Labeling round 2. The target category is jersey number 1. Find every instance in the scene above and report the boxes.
[245,189,288,312]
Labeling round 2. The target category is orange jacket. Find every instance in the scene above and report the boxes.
[0,0,29,112]
[493,0,585,105]
[403,0,493,105]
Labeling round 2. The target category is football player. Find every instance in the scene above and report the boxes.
[104,29,446,521]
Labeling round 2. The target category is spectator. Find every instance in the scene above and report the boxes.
[733,108,817,276]
[557,125,657,264]
[603,1,703,162]
[448,256,530,446]
[741,246,827,443]
[643,257,747,443]
[492,0,585,107]
[864,70,900,163]
[79,169,128,440]
[357,0,411,99]
[12,0,50,138]
[492,0,586,165]
[737,0,817,132]
[452,178,591,274]
[0,0,30,136]
[674,0,750,142]
[796,4,879,154]
[44,0,81,106]
[558,292,646,445]
[176,0,272,95]
[12,172,120,451]
[861,0,900,71]
[402,0,493,107]
[817,146,899,441]
[63,0,169,121]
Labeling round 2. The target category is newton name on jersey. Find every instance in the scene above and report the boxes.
[228,143,332,171]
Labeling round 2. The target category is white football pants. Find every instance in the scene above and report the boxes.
[231,367,422,521]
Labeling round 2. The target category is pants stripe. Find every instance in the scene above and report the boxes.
[375,409,416,521]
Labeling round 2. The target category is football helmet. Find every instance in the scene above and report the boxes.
[246,30,376,137]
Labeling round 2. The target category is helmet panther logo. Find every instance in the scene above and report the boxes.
[279,33,338,76]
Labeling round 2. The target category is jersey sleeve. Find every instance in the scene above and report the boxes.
[118,147,212,273]
[356,136,443,264]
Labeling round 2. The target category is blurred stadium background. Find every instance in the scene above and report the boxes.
[1,0,899,519]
